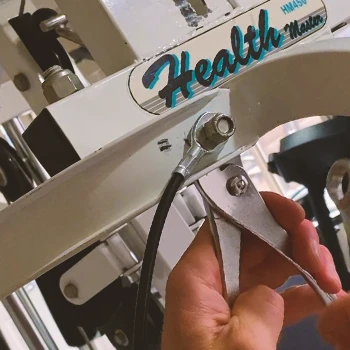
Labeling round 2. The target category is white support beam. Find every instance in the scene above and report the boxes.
[0,81,31,124]
[0,0,48,115]
[55,0,233,74]
[0,39,349,299]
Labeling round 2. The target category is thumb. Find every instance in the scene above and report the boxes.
[226,286,284,349]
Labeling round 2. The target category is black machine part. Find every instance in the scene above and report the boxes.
[9,9,74,73]
[0,138,34,203]
[268,116,350,290]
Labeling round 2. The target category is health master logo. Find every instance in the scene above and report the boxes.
[129,0,327,114]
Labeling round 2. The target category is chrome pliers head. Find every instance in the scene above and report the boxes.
[196,164,337,307]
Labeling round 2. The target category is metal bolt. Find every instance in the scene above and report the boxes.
[64,284,79,299]
[40,14,68,32]
[42,65,84,103]
[114,329,129,347]
[227,175,249,196]
[204,114,235,144]
[13,73,30,92]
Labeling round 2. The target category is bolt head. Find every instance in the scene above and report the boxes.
[114,329,129,347]
[204,114,235,144]
[64,284,79,299]
[227,176,249,196]
[13,73,30,92]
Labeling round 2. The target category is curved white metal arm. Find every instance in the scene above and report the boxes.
[1,38,350,298]
[227,38,350,144]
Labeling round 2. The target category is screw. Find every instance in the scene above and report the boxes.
[227,175,249,196]
[114,329,129,347]
[64,284,79,299]
[204,114,235,144]
[13,73,30,92]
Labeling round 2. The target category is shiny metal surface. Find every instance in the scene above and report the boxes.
[174,112,235,179]
[3,294,46,350]
[327,158,350,241]
[227,175,248,197]
[16,289,59,350]
[203,114,235,144]
[205,204,241,305]
[197,165,337,307]
[55,27,85,47]
[2,117,48,185]
[40,14,68,32]
[327,159,350,211]
[42,66,84,104]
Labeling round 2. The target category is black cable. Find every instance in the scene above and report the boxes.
[133,172,184,350]
[19,0,26,16]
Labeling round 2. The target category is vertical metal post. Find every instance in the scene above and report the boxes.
[2,116,48,184]
[2,294,46,350]
[16,289,59,350]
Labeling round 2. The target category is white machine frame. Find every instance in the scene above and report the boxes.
[1,0,350,304]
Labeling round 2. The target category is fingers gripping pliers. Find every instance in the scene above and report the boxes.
[196,164,337,308]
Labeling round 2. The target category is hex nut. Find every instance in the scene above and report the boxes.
[42,68,84,103]
[204,114,235,144]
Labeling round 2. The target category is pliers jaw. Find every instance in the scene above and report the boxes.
[197,164,337,307]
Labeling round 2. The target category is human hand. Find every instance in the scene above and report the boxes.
[162,192,342,350]
[318,291,350,349]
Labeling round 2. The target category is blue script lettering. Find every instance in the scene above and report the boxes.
[142,9,284,108]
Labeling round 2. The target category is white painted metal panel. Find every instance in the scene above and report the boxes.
[0,89,233,298]
[0,40,349,299]
[0,0,48,115]
[0,82,31,123]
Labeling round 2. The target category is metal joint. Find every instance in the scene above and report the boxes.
[174,112,235,179]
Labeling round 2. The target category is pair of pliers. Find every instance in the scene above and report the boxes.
[196,164,337,307]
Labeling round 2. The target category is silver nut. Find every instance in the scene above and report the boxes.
[64,283,79,299]
[42,67,84,103]
[204,114,235,144]
[227,176,249,196]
